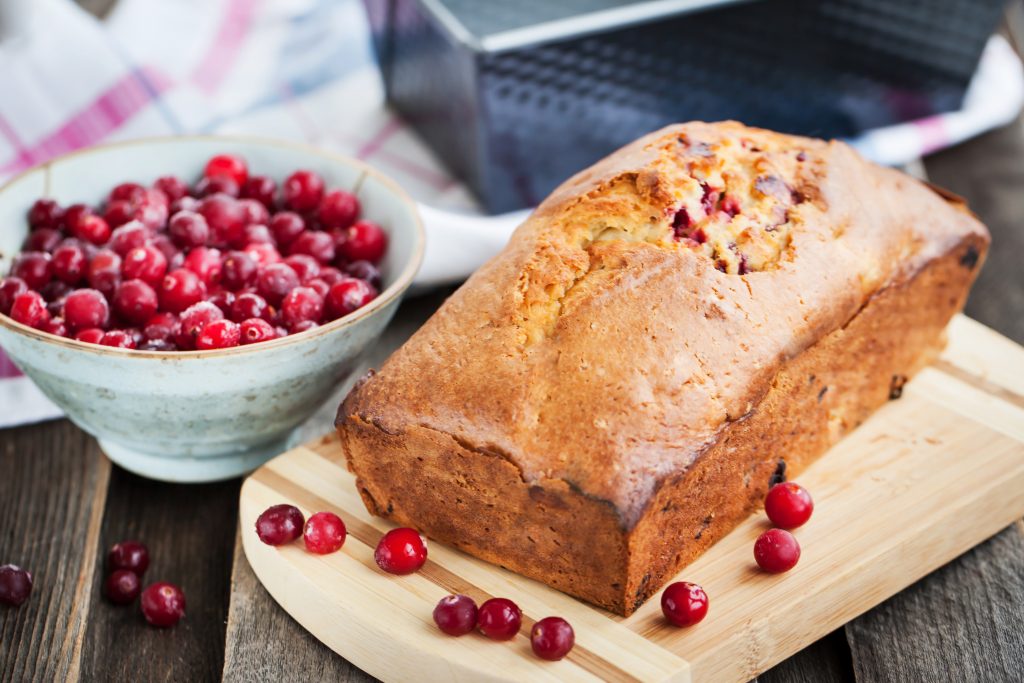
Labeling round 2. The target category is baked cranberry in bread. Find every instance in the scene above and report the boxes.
[337,121,988,615]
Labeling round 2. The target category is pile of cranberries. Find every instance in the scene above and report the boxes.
[104,540,186,627]
[0,154,388,350]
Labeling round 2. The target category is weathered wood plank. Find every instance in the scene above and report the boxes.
[0,421,110,682]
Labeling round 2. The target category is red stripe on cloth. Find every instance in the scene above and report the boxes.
[0,348,23,379]
[192,0,257,94]
[356,117,401,160]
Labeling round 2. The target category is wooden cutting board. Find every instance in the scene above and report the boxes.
[239,315,1024,683]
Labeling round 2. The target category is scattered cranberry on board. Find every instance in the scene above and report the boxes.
[530,616,575,660]
[374,528,427,575]
[140,582,186,627]
[764,482,814,529]
[107,540,150,576]
[303,511,348,554]
[0,564,33,607]
[754,528,801,573]
[105,569,142,605]
[432,594,478,636]
[660,581,709,627]
[255,504,306,546]
[476,597,522,641]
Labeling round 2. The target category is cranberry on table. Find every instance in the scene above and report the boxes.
[661,581,709,627]
[168,210,210,249]
[108,540,150,575]
[75,328,105,344]
[140,582,186,627]
[269,211,305,247]
[241,175,277,209]
[754,528,801,573]
[432,594,478,636]
[476,597,522,641]
[12,252,52,290]
[10,291,50,329]
[153,175,190,202]
[0,564,33,607]
[303,511,347,554]
[160,268,207,314]
[52,244,88,285]
[255,504,305,546]
[336,220,387,265]
[374,527,427,575]
[105,569,142,605]
[122,245,168,286]
[113,279,160,325]
[64,288,110,331]
[256,262,300,305]
[195,318,241,350]
[282,169,325,212]
[531,616,575,660]
[0,277,29,315]
[325,278,377,319]
[240,318,277,344]
[73,213,112,245]
[204,153,248,186]
[318,189,360,230]
[764,482,814,529]
[28,198,64,229]
[100,330,136,349]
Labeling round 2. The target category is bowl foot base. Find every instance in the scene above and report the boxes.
[98,435,296,482]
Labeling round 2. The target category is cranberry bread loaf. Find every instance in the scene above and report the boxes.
[337,121,988,615]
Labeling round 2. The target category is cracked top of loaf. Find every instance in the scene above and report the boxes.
[339,121,987,527]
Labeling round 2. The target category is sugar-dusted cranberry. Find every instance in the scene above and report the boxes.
[75,328,105,344]
[0,277,28,315]
[107,540,150,576]
[754,528,801,573]
[42,317,68,337]
[29,198,64,230]
[764,482,814,529]
[168,210,210,249]
[0,564,33,607]
[283,254,320,283]
[23,227,62,253]
[133,188,169,231]
[291,320,319,333]
[140,582,185,627]
[303,511,347,554]
[113,280,159,324]
[100,329,136,349]
[531,616,575,660]
[240,317,277,344]
[243,224,274,245]
[104,199,136,228]
[160,268,207,314]
[122,245,168,286]
[52,244,87,284]
[282,170,325,213]
[143,312,178,342]
[244,243,282,268]
[289,231,335,264]
[204,154,248,186]
[281,286,324,329]
[87,250,122,298]
[325,278,377,319]
[10,291,50,329]
[195,318,241,350]
[65,288,111,332]
[63,203,91,229]
[72,213,112,245]
[306,279,329,298]
[433,594,478,636]
[269,211,305,247]
[153,175,190,202]
[183,246,222,287]
[176,301,223,350]
[206,289,235,315]
[345,260,382,289]
[195,175,240,198]
[221,250,258,290]
[318,266,345,286]
[105,569,141,604]
[337,220,387,264]
[318,189,360,230]
[241,175,277,209]
[108,221,149,257]
[477,597,521,640]
[199,193,246,247]
[12,251,52,290]
[238,198,269,226]
[256,263,300,305]
[40,279,71,304]
[661,581,708,627]
[255,504,305,545]
[374,527,427,574]
[109,182,147,204]
[170,196,200,215]
[231,292,271,323]
[149,233,178,263]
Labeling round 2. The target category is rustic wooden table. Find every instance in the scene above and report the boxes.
[2,4,1023,682]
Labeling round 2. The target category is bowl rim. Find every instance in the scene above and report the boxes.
[0,134,426,359]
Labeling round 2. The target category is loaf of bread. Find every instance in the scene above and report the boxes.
[337,121,988,615]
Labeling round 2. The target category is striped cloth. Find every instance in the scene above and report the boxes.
[0,0,1021,428]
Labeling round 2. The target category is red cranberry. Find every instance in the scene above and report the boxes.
[345,260,382,289]
[12,251,52,290]
[28,198,64,229]
[281,286,324,329]
[168,211,210,249]
[52,244,87,284]
[204,154,248,186]
[105,569,142,604]
[42,317,68,337]
[109,182,147,204]
[433,594,478,636]
[140,582,185,627]
[195,175,240,198]
[283,254,320,283]
[318,189,360,230]
[108,221,149,257]
[0,277,28,315]
[244,243,282,268]
[0,564,33,607]
[318,266,345,286]
[374,527,427,574]
[104,199,136,228]
[176,301,223,350]
[269,211,305,247]
[131,189,169,231]
[75,328,105,344]
[184,246,223,287]
[337,220,387,264]
[73,213,112,245]
[241,175,277,209]
[255,504,305,545]
[325,278,377,319]
[122,245,168,286]
[108,540,151,575]
[290,320,318,334]
[282,170,325,212]
[199,194,246,247]
[306,278,329,298]
[231,292,271,323]
[87,250,122,298]
[661,581,709,627]
[221,251,258,290]
[238,198,269,226]
[289,230,335,264]
[170,196,200,215]
[139,339,177,351]
[153,175,190,202]
[754,528,801,573]
[100,330,136,349]
[23,228,62,253]
[10,291,50,328]
[303,511,347,554]
[195,318,241,350]
[114,279,160,324]
[206,288,235,314]
[243,224,274,245]
[63,290,110,332]
[256,263,300,305]
[531,616,575,660]
[240,318,277,344]
[160,268,207,314]
[477,597,521,641]
[143,312,179,342]
[764,483,814,529]
[150,234,179,263]
[40,279,71,303]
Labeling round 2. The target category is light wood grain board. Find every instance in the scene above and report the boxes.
[239,315,1024,683]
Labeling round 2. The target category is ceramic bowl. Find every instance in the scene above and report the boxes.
[0,137,424,482]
